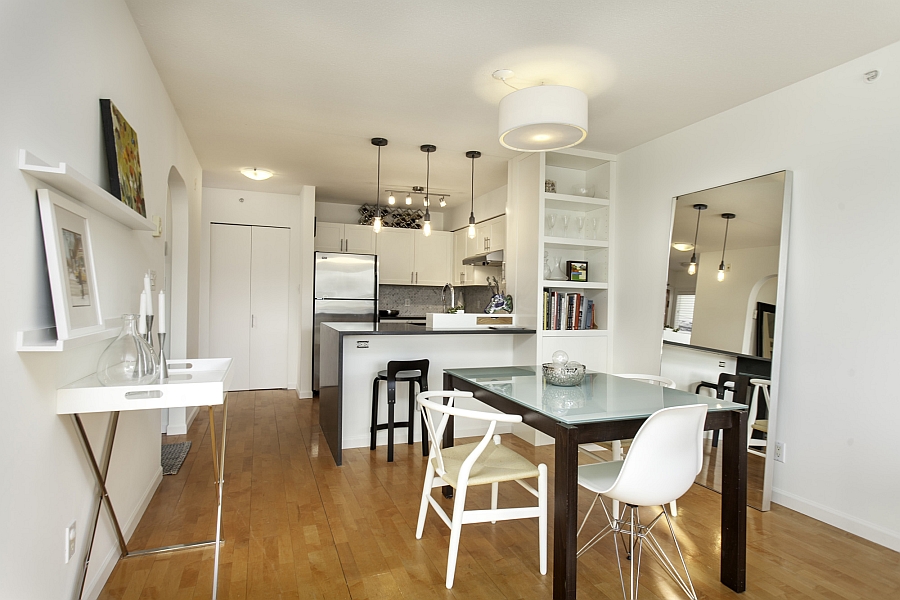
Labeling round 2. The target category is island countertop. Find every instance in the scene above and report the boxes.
[323,322,537,335]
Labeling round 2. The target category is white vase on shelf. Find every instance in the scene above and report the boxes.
[549,257,567,281]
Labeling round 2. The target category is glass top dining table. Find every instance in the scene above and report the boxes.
[441,366,749,600]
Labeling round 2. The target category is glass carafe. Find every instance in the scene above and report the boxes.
[97,314,159,386]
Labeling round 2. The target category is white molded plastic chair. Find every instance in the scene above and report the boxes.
[577,404,708,600]
[580,374,680,515]
[415,391,548,589]
[748,378,771,458]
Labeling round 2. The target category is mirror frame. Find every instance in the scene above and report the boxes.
[663,170,793,511]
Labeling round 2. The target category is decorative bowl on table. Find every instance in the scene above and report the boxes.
[542,362,586,387]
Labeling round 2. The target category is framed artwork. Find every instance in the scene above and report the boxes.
[100,99,146,217]
[566,260,588,282]
[37,188,104,340]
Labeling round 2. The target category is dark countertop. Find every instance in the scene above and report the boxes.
[378,315,426,321]
[663,340,771,362]
[323,322,536,336]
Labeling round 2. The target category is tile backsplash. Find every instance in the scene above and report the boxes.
[380,285,494,316]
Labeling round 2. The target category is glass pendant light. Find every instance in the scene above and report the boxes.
[388,191,395,205]
[406,193,412,205]
[718,213,735,282]
[688,203,707,275]
[371,138,388,233]
[466,151,481,239]
[421,144,436,236]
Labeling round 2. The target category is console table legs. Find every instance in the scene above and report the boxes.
[70,395,229,600]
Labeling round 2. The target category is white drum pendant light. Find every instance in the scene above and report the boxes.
[498,85,588,152]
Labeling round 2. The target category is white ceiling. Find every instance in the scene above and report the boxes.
[126,1,900,208]
[669,172,786,271]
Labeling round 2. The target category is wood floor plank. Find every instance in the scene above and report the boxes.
[98,391,900,600]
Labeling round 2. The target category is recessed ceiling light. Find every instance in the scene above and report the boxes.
[672,243,694,252]
[241,168,273,181]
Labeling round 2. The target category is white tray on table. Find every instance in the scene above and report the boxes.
[57,358,234,414]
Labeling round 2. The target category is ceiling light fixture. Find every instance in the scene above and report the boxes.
[718,213,736,282]
[687,203,707,275]
[420,145,436,236]
[371,138,388,233]
[439,196,447,208]
[241,167,273,181]
[494,70,588,152]
[388,191,395,205]
[466,150,481,239]
[672,243,694,252]
[406,193,412,205]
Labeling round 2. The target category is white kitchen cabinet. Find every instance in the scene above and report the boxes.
[315,221,375,254]
[209,224,290,390]
[376,228,452,285]
[475,215,506,253]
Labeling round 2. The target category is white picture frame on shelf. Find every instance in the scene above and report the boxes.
[37,188,104,340]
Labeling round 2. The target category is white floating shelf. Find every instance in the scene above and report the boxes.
[544,192,610,211]
[541,329,609,337]
[542,280,608,290]
[17,319,122,352]
[543,237,609,250]
[18,150,154,231]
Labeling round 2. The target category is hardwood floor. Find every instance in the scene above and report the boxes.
[99,390,900,599]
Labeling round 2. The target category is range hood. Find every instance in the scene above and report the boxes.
[463,249,504,266]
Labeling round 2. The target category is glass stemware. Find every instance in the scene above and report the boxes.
[591,217,599,240]
[563,215,570,238]
[575,216,585,239]
[547,213,557,237]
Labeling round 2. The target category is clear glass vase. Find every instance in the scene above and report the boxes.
[97,314,159,386]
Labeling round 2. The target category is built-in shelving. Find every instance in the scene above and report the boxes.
[544,193,609,212]
[543,237,609,250]
[18,149,154,231]
[542,329,608,337]
[17,319,122,352]
[542,280,608,290]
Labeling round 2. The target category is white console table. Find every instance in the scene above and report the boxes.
[58,358,233,600]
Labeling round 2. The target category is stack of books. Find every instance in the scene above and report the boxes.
[543,291,595,330]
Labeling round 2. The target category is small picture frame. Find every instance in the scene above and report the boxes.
[37,188,104,340]
[566,261,588,282]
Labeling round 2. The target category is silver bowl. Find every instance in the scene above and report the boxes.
[542,363,586,387]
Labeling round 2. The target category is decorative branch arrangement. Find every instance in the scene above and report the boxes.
[358,204,424,229]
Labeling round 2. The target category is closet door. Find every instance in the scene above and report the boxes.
[209,224,251,390]
[249,226,290,389]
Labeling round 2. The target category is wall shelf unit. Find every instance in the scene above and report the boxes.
[542,280,608,290]
[18,149,154,231]
[17,319,122,352]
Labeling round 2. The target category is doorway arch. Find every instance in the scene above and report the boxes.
[741,273,777,355]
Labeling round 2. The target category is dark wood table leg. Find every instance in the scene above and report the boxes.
[553,423,579,600]
[442,372,454,499]
[720,410,748,592]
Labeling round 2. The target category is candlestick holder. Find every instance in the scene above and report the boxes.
[144,315,154,350]
[158,332,168,382]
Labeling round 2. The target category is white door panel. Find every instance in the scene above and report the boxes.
[377,228,415,284]
[250,226,290,389]
[209,224,251,390]
[414,231,453,286]
[315,222,343,252]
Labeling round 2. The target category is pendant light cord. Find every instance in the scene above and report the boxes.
[470,156,475,216]
[692,207,702,250]
[721,217,731,263]
[376,146,381,218]
[425,151,430,218]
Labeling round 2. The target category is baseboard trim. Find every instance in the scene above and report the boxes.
[772,487,900,552]
[295,389,313,399]
[83,466,163,600]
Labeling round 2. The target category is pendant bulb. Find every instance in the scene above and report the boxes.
[373,216,383,233]
[717,262,726,282]
[388,192,395,205]
[423,216,432,237]
[688,261,697,276]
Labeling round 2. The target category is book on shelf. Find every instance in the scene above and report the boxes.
[543,289,595,331]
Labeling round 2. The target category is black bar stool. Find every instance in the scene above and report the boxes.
[370,359,429,462]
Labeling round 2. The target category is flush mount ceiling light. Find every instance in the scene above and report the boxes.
[494,70,588,152]
[421,145,436,237]
[672,243,694,252]
[371,138,388,233]
[240,167,273,181]
[718,213,736,282]
[687,203,708,275]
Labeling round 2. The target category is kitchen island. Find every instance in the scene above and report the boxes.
[319,321,536,465]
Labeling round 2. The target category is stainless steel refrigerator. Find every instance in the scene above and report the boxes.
[313,252,378,392]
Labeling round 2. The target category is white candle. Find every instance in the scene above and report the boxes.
[138,291,147,335]
[144,272,153,315]
[158,290,166,334]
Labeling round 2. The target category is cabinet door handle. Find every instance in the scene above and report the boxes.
[411,271,414,284]
[252,315,256,328]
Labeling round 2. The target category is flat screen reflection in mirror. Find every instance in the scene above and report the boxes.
[662,171,792,511]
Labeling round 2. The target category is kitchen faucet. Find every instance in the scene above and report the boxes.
[441,283,455,313]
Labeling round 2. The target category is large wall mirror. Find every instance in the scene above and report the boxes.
[662,171,792,511]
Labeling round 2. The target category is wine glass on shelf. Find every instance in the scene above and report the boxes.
[546,213,557,237]
[563,215,570,238]
[591,217,599,240]
[575,216,585,239]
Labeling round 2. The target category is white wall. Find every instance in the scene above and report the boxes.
[614,40,900,551]
[0,0,203,597]
[200,187,316,397]
[692,245,780,351]
[444,185,508,231]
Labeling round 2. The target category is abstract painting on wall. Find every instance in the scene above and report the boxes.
[100,99,146,217]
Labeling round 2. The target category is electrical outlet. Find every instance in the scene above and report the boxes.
[404,298,410,306]
[775,441,785,463]
[718,361,726,368]
[65,521,76,563]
